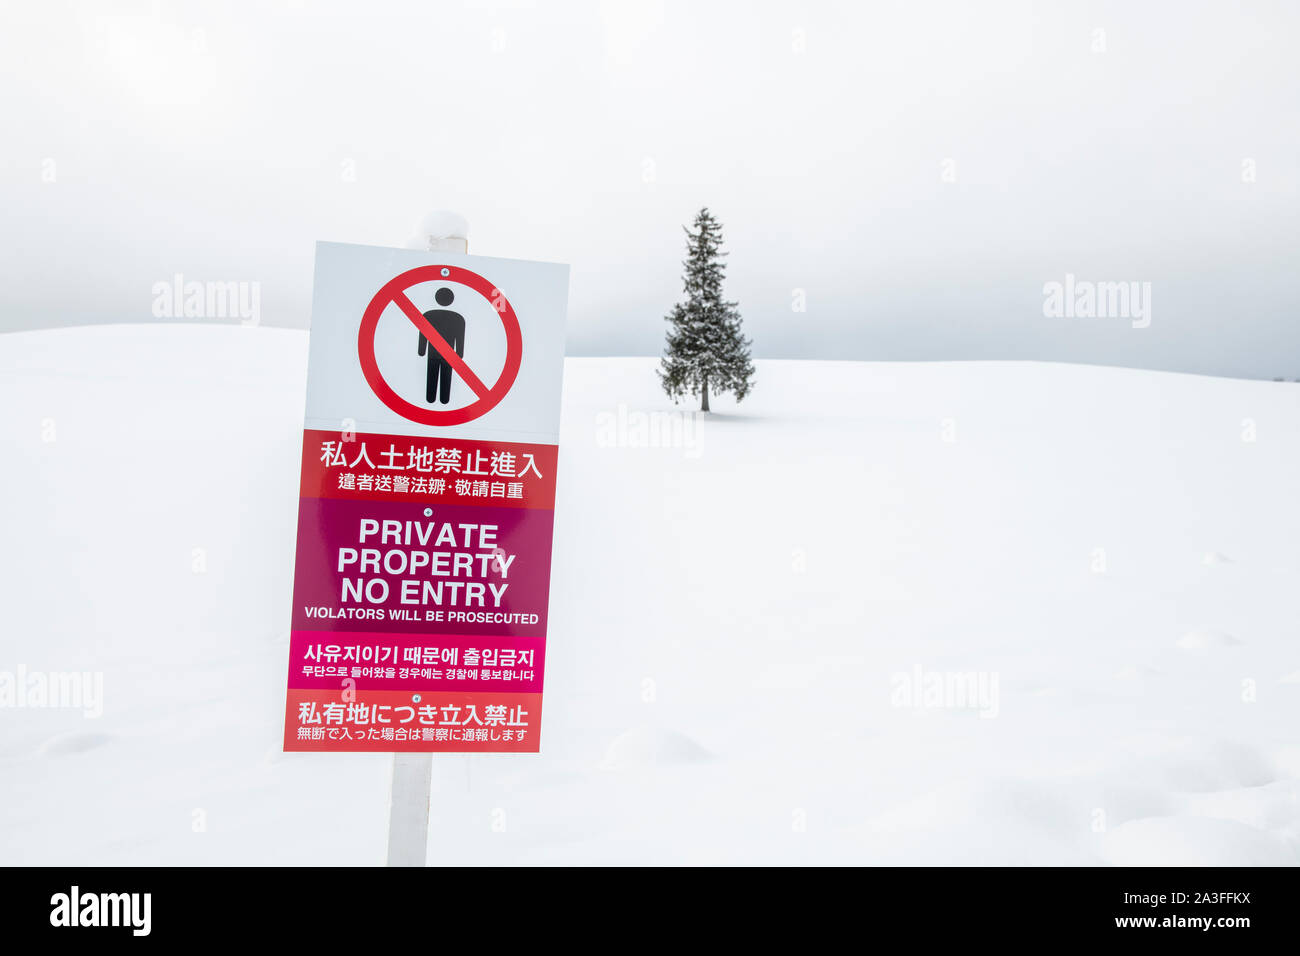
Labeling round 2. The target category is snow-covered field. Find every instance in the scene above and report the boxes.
[2,324,1298,865]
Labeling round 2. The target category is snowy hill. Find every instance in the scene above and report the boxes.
[2,324,1298,865]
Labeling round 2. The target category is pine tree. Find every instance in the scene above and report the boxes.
[659,208,754,412]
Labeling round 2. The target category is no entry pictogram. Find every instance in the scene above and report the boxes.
[358,264,523,426]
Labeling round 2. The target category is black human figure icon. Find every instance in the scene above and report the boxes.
[417,287,466,404]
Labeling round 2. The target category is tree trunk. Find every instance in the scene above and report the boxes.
[700,375,710,412]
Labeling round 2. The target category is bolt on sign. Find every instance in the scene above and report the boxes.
[283,241,569,753]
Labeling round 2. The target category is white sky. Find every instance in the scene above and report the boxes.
[1,0,1297,377]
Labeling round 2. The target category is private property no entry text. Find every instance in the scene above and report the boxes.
[329,516,523,609]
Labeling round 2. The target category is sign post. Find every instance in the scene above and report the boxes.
[282,216,569,867]
[387,224,465,869]
[386,751,433,867]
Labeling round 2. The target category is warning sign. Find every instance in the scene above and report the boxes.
[284,242,569,753]
[302,242,568,446]
[357,264,524,426]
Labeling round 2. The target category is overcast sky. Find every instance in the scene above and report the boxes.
[1,0,1297,378]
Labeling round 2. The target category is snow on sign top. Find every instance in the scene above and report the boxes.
[306,241,569,444]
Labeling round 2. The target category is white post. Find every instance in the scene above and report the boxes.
[386,752,433,867]
[385,210,469,867]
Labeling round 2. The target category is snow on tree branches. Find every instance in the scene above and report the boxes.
[658,208,754,412]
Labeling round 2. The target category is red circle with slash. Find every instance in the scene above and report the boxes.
[357,264,523,426]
